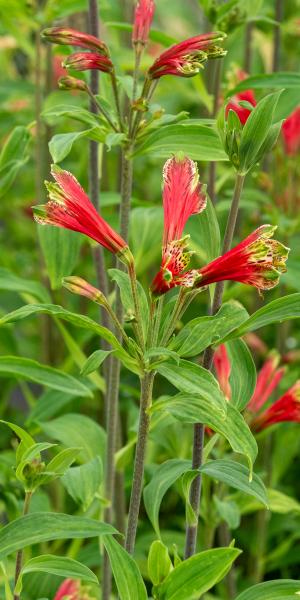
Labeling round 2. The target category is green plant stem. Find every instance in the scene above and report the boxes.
[207,57,223,204]
[128,262,145,349]
[111,71,123,131]
[244,21,253,73]
[87,88,118,132]
[128,46,142,133]
[184,173,245,559]
[13,491,32,600]
[272,0,283,72]
[161,289,187,346]
[125,372,155,554]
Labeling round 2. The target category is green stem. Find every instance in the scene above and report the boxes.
[128,262,145,350]
[125,372,154,553]
[160,288,187,346]
[184,173,245,559]
[87,87,119,132]
[13,492,32,600]
[111,71,123,131]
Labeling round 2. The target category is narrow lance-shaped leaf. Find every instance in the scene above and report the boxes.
[103,536,148,600]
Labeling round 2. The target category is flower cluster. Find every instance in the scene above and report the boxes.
[148,32,226,79]
[213,345,300,432]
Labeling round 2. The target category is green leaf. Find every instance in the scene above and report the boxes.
[155,548,241,599]
[108,268,149,339]
[267,489,300,514]
[200,460,268,506]
[218,294,300,343]
[0,356,92,398]
[234,579,300,600]
[38,227,81,291]
[133,121,227,162]
[227,72,300,95]
[49,128,105,163]
[80,349,113,377]
[169,302,249,358]
[0,126,30,197]
[40,413,106,463]
[62,456,103,510]
[148,541,173,585]
[213,497,240,529]
[42,447,81,477]
[0,268,50,303]
[103,536,147,600]
[27,390,75,425]
[144,459,192,536]
[15,555,98,595]
[0,561,13,600]
[0,513,116,561]
[226,339,256,410]
[156,359,227,415]
[239,91,282,174]
[42,104,100,128]
[0,420,35,459]
[192,195,220,262]
[129,207,162,275]
[0,303,140,374]
[153,394,257,475]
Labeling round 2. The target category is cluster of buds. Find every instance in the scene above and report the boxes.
[42,27,113,76]
[33,165,133,267]
[148,32,226,79]
[213,346,300,433]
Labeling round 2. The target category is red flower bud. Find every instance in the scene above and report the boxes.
[42,27,108,55]
[132,0,155,46]
[58,76,88,92]
[64,52,113,74]
[282,106,300,156]
[213,345,232,400]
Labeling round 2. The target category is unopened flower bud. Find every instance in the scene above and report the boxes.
[64,52,114,74]
[42,27,109,56]
[62,276,107,305]
[58,76,88,92]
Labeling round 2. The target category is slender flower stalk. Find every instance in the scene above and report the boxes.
[13,491,32,600]
[125,372,155,553]
[184,172,246,559]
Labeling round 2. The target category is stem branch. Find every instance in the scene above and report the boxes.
[13,491,32,600]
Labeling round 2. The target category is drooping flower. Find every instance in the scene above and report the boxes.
[63,52,113,74]
[54,579,79,600]
[282,106,300,156]
[225,69,256,125]
[42,27,109,55]
[195,225,289,292]
[247,351,285,413]
[33,166,131,265]
[213,343,232,400]
[252,381,300,432]
[148,32,226,79]
[150,156,206,296]
[132,0,155,46]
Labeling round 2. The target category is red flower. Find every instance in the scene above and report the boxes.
[247,352,285,413]
[213,344,232,400]
[64,52,113,73]
[252,381,300,432]
[150,156,206,296]
[54,579,79,600]
[42,27,108,55]
[34,166,131,264]
[226,69,256,125]
[196,225,289,291]
[148,32,226,79]
[132,0,155,46]
[282,106,300,156]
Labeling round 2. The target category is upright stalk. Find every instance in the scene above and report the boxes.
[125,372,154,553]
[207,58,223,204]
[272,0,283,72]
[184,173,245,558]
[13,491,32,600]
[244,21,253,73]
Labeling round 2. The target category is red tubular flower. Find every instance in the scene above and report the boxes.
[150,156,207,296]
[64,52,113,73]
[213,344,232,400]
[282,106,300,156]
[247,352,285,413]
[132,0,155,46]
[226,70,256,125]
[54,579,79,600]
[148,32,226,79]
[252,381,300,432]
[196,225,289,291]
[42,27,108,55]
[33,166,131,264]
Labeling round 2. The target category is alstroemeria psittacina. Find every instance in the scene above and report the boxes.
[148,32,226,79]
[150,156,207,295]
[33,166,132,266]
[132,0,155,46]
[54,579,95,600]
[42,27,109,55]
[213,345,300,432]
